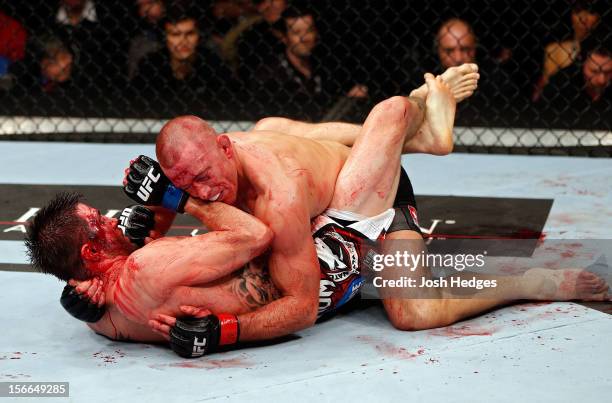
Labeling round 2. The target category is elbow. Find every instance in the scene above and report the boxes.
[252,224,274,255]
[304,302,318,326]
[294,301,318,330]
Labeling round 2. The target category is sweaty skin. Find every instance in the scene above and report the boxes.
[159,126,351,340]
[151,65,480,341]
[79,198,276,342]
[79,73,608,343]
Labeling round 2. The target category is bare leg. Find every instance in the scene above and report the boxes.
[410,63,479,102]
[328,95,424,216]
[383,253,610,331]
[403,64,479,154]
[252,64,477,156]
[381,73,609,330]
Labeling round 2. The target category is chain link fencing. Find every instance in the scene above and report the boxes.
[0,0,610,155]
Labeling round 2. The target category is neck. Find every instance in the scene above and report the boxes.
[89,255,128,284]
[585,86,603,101]
[231,142,271,211]
[286,50,311,78]
[231,146,252,207]
[170,56,195,79]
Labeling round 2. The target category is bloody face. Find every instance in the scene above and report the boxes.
[76,204,135,257]
[163,140,239,205]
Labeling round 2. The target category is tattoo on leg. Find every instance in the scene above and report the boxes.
[233,261,279,309]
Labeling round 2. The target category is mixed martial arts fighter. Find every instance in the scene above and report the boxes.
[28,70,461,356]
[31,69,608,358]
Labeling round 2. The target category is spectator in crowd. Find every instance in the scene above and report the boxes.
[429,17,525,125]
[206,0,255,56]
[540,43,611,130]
[128,0,166,80]
[0,10,27,89]
[533,0,602,101]
[436,18,477,70]
[50,0,129,94]
[235,0,287,81]
[248,5,366,120]
[127,0,166,79]
[219,1,264,73]
[130,5,235,115]
[6,34,88,114]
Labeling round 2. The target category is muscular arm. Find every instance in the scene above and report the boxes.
[158,197,273,287]
[234,183,320,341]
[146,206,177,238]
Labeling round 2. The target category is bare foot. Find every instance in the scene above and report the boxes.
[404,73,456,155]
[410,63,479,103]
[524,268,610,301]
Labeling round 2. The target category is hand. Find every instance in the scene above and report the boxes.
[149,306,212,341]
[150,306,239,358]
[123,155,189,213]
[347,84,368,98]
[118,204,156,246]
[60,278,106,322]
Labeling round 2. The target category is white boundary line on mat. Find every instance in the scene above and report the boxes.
[0,116,610,147]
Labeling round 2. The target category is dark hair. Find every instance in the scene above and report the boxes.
[573,0,604,15]
[280,4,315,34]
[582,23,611,59]
[34,34,72,61]
[25,192,91,281]
[164,3,198,27]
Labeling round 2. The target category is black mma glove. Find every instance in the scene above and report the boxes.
[170,314,240,358]
[60,284,106,323]
[124,155,189,213]
[118,204,155,246]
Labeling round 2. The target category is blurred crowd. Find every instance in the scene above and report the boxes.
[0,0,610,130]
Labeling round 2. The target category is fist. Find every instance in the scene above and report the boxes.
[168,313,239,358]
[123,155,188,212]
[118,204,155,246]
[60,278,106,323]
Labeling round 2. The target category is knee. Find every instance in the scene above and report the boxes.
[374,96,413,118]
[385,300,442,331]
[371,96,416,131]
[253,117,289,132]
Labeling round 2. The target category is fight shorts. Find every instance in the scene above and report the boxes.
[312,208,394,318]
[389,167,422,235]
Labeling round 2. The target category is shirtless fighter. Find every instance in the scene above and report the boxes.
[48,71,608,359]
[113,65,480,344]
[27,72,453,354]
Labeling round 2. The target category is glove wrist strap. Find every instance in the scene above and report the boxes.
[217,314,239,346]
[162,184,187,212]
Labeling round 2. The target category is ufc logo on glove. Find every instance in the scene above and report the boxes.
[193,337,207,356]
[117,207,132,233]
[137,168,161,202]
